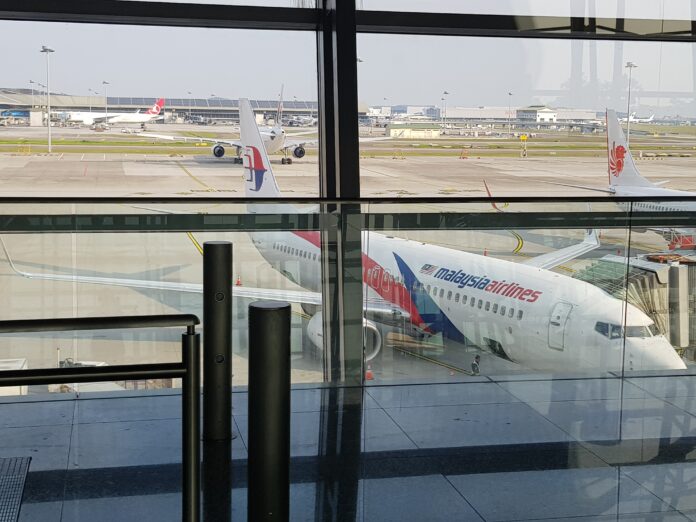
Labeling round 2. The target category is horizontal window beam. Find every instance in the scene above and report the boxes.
[0,0,319,30]
[1,211,694,232]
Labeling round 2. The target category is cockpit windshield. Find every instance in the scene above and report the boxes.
[595,321,660,339]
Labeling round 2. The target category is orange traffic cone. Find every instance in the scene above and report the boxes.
[235,276,242,286]
[365,365,374,381]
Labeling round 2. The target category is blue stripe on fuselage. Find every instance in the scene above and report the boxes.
[393,252,467,343]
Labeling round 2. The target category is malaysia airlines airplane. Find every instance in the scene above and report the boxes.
[1,101,685,372]
[65,98,165,126]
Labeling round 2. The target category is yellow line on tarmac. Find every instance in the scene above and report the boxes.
[186,232,204,255]
[510,231,524,254]
[176,161,216,191]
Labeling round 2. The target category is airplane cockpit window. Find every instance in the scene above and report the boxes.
[595,322,625,339]
[625,325,655,338]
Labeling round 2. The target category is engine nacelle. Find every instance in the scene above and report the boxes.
[292,146,306,159]
[212,144,225,158]
[307,312,382,362]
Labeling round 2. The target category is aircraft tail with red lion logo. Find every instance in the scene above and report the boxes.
[606,109,654,188]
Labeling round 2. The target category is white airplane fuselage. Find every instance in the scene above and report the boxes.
[250,228,684,373]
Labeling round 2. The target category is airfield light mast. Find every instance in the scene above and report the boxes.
[40,46,54,153]
[625,61,637,146]
[102,81,110,125]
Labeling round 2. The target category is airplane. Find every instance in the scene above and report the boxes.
[547,109,696,248]
[64,98,165,126]
[619,112,655,124]
[140,90,317,164]
[0,100,685,373]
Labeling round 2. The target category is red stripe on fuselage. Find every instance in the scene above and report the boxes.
[291,231,430,331]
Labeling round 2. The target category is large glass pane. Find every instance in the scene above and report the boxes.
[358,35,696,198]
[0,21,319,196]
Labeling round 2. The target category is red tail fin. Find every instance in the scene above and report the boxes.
[147,98,165,115]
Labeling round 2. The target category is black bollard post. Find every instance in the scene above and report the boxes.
[248,301,291,522]
[203,241,232,441]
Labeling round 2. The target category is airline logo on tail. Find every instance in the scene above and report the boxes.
[147,99,165,115]
[609,141,626,177]
[243,145,267,192]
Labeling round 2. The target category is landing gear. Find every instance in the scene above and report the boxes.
[281,157,293,165]
[233,157,243,164]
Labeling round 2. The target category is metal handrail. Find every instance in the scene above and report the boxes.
[0,314,201,522]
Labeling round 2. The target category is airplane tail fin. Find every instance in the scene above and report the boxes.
[240,98,282,199]
[147,98,165,115]
[606,109,653,188]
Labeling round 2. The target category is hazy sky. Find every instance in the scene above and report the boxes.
[2,0,696,115]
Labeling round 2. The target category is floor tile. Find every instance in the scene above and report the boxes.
[385,402,571,448]
[0,425,71,471]
[499,378,646,403]
[0,400,73,428]
[367,382,518,409]
[74,395,179,424]
[447,468,676,521]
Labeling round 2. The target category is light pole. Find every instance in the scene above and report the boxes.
[507,92,513,138]
[442,90,449,124]
[187,91,193,122]
[102,81,109,124]
[625,61,638,145]
[40,45,54,153]
[29,80,36,108]
[88,88,98,113]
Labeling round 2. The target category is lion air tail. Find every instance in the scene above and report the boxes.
[606,109,653,188]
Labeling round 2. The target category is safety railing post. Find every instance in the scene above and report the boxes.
[182,326,201,522]
[202,241,233,441]
[248,301,291,522]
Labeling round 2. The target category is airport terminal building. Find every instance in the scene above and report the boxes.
[1,3,696,522]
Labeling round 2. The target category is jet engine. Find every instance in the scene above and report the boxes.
[212,144,225,158]
[292,146,306,159]
[307,312,382,362]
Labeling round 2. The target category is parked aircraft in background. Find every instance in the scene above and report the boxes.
[620,112,655,124]
[1,100,685,373]
[64,98,165,126]
[549,109,696,248]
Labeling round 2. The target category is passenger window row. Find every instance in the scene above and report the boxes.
[425,284,524,320]
[273,242,318,261]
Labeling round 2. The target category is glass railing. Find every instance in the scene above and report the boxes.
[1,198,695,392]
[2,197,696,520]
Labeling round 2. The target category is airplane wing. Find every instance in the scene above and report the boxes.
[282,138,318,150]
[537,180,615,194]
[138,133,243,148]
[522,229,600,270]
[0,237,321,305]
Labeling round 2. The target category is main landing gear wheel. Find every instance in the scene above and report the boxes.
[281,157,293,165]
[233,157,243,164]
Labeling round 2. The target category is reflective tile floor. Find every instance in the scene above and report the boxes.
[4,375,696,521]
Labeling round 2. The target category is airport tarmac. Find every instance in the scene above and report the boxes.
[2,149,696,198]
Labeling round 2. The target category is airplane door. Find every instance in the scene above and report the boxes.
[548,302,573,350]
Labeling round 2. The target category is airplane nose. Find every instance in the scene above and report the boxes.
[624,337,686,371]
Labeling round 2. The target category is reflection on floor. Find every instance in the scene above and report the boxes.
[5,375,696,521]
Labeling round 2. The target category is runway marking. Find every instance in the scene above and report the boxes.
[390,345,472,375]
[176,161,216,191]
[80,154,84,161]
